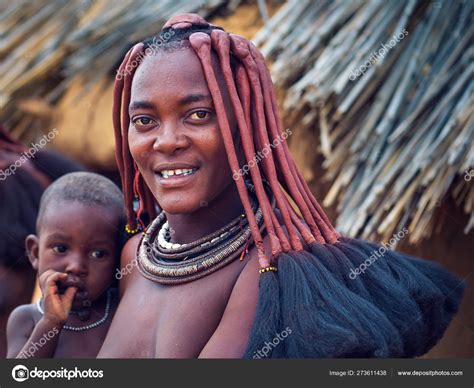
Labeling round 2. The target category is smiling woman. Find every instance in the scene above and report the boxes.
[102,13,465,358]
[127,46,239,218]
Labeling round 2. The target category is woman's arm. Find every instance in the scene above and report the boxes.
[198,256,260,358]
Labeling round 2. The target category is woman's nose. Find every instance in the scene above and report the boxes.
[152,122,189,155]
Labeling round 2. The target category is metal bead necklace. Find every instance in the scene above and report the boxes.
[151,195,260,261]
[36,288,112,331]
[137,180,273,284]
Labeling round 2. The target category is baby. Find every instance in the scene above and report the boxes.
[6,172,125,358]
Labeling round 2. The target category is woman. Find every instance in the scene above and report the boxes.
[98,14,464,358]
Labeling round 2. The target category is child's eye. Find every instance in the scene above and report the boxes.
[52,245,67,253]
[91,250,107,259]
[189,110,210,120]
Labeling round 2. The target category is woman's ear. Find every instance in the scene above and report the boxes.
[25,234,40,270]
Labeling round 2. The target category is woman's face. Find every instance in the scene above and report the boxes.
[128,46,239,214]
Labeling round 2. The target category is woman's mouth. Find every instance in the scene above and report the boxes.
[159,168,198,179]
[156,167,200,188]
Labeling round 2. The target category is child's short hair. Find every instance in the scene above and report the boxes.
[37,172,125,231]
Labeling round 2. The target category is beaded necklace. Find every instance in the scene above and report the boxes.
[137,181,272,284]
[36,289,112,332]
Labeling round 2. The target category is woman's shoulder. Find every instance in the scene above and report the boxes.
[118,233,143,296]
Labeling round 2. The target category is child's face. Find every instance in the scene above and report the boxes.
[128,46,240,214]
[27,201,119,309]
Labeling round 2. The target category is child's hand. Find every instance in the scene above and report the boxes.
[39,270,78,326]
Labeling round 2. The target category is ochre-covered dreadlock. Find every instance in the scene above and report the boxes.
[113,14,339,269]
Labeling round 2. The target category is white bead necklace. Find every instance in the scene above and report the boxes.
[36,289,112,332]
[157,221,236,250]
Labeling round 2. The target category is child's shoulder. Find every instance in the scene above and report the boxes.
[6,303,42,358]
[7,303,39,327]
[6,304,38,343]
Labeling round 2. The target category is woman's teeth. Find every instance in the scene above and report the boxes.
[160,168,197,179]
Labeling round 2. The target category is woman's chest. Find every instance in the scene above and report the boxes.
[53,325,110,358]
[107,258,247,358]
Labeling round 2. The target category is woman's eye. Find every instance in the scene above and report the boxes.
[132,117,154,126]
[52,245,67,253]
[91,250,107,259]
[189,110,210,120]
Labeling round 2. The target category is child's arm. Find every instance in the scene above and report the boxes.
[7,308,60,358]
[6,305,36,358]
[7,270,77,358]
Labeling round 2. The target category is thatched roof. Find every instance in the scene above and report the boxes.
[1,0,472,243]
[255,0,473,243]
[0,0,245,139]
[0,0,273,167]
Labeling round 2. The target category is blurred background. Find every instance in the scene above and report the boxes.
[0,0,472,357]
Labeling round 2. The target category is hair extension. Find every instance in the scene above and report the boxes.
[230,35,321,246]
[113,49,132,192]
[189,32,271,267]
[209,30,286,258]
[250,44,339,243]
[224,33,304,253]
[112,14,464,358]
[113,43,159,232]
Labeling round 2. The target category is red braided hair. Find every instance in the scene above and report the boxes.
[112,14,340,268]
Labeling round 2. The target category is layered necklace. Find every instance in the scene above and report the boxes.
[137,181,271,284]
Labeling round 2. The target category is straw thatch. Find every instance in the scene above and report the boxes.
[0,0,244,141]
[255,0,473,243]
[1,0,472,243]
[0,0,279,167]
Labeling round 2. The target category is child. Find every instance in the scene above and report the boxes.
[6,172,125,358]
[0,126,83,358]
